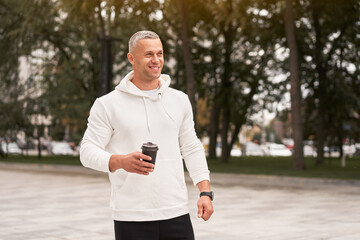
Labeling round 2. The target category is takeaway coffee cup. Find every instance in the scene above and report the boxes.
[141,142,159,165]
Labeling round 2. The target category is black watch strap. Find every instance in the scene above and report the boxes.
[200,191,214,201]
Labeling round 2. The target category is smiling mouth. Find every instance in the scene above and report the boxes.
[149,66,160,70]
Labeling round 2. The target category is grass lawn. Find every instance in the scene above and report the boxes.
[207,156,360,181]
[1,155,359,181]
[0,155,82,166]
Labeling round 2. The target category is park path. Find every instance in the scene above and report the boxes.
[0,165,360,240]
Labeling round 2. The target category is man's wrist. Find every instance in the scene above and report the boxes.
[109,154,122,172]
[196,180,211,191]
[200,191,214,201]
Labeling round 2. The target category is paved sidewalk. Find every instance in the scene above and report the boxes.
[0,166,360,240]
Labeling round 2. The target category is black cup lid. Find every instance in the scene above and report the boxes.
[142,142,159,150]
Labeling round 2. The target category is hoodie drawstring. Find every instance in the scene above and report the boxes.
[142,97,152,135]
[158,93,175,123]
[141,93,175,141]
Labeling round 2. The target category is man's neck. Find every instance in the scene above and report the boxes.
[131,78,159,90]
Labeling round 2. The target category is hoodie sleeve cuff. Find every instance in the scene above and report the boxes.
[80,142,113,173]
[190,171,210,186]
[102,152,113,173]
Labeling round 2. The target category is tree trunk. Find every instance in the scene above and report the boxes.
[337,126,344,159]
[227,78,260,157]
[284,0,305,170]
[177,0,197,125]
[311,2,326,165]
[227,122,242,158]
[37,127,42,158]
[315,106,325,164]
[219,2,235,163]
[99,37,112,96]
[96,0,112,97]
[208,103,221,159]
[221,106,230,163]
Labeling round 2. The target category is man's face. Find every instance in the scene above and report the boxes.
[128,38,164,82]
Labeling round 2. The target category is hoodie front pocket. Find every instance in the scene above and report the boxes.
[110,158,188,211]
[151,158,188,205]
[111,172,154,211]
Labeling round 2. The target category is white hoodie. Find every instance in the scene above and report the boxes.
[80,71,210,221]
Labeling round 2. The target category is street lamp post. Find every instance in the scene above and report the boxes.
[99,37,112,96]
[98,36,121,97]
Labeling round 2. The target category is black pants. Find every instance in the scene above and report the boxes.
[114,214,195,240]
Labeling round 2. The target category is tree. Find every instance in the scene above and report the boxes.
[0,0,50,148]
[299,0,360,163]
[176,0,198,124]
[199,0,285,162]
[2,0,358,165]
[259,0,360,165]
[1,0,162,144]
[284,0,305,170]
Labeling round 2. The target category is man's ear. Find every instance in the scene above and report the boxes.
[127,52,134,65]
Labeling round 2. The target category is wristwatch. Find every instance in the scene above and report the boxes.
[200,191,214,201]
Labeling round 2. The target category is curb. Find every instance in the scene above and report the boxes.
[1,162,359,191]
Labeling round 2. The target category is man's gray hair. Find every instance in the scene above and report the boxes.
[128,30,160,53]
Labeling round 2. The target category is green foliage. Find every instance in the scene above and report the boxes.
[0,0,161,143]
[0,1,33,139]
[0,0,359,161]
[298,0,360,145]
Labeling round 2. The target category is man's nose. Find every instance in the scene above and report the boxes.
[152,55,161,63]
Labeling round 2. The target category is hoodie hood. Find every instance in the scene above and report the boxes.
[115,71,171,100]
[115,71,175,134]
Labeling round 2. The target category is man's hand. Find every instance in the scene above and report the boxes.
[109,152,154,175]
[196,180,214,221]
[197,196,214,221]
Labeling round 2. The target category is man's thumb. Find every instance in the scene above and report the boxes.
[198,204,203,218]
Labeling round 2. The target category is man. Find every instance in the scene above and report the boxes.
[80,30,213,240]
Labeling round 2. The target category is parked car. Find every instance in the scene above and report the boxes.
[48,141,75,155]
[264,143,292,156]
[343,145,356,156]
[243,142,264,156]
[215,146,242,157]
[354,147,360,156]
[216,146,221,157]
[230,147,242,157]
[1,142,22,155]
[324,146,340,158]
[304,145,317,157]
